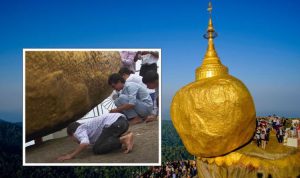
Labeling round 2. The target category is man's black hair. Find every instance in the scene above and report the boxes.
[67,122,81,136]
[108,73,125,85]
[142,70,159,84]
[118,67,134,76]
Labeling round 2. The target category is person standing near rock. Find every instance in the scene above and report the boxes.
[108,73,153,125]
[137,51,159,78]
[255,128,261,147]
[57,113,133,161]
[261,131,266,149]
[278,126,285,143]
[119,51,139,73]
[142,70,159,123]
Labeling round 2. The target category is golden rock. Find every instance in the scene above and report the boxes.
[170,2,256,157]
[25,51,121,141]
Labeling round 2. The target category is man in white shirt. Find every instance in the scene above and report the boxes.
[57,113,133,161]
[108,73,153,124]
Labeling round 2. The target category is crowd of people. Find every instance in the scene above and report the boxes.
[141,160,197,178]
[57,51,160,161]
[254,115,300,149]
[110,50,160,124]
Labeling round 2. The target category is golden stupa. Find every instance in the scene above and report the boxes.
[170,1,256,157]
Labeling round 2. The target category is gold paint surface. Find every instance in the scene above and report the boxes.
[171,75,256,157]
[25,51,121,140]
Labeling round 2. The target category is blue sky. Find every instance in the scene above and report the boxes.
[0,0,300,122]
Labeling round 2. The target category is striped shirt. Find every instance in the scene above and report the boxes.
[74,113,125,144]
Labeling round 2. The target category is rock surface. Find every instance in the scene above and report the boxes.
[25,121,159,164]
[25,51,121,141]
[171,75,256,157]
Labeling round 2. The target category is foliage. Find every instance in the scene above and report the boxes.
[162,120,194,162]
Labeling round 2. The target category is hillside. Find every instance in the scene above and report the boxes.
[0,119,23,177]
[162,120,194,161]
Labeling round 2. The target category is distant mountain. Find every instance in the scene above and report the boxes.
[161,109,171,120]
[14,122,22,127]
[0,119,22,153]
[0,118,7,123]
[0,112,22,123]
[0,118,22,177]
[0,118,23,127]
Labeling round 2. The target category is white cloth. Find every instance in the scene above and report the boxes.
[279,129,284,136]
[74,113,125,144]
[141,54,158,65]
[126,74,146,88]
[255,133,260,139]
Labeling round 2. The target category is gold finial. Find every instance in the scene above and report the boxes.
[195,1,228,80]
[207,1,212,15]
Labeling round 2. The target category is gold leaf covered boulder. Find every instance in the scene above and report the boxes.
[171,3,256,157]
[25,51,121,141]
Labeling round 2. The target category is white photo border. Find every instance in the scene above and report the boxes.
[23,48,162,166]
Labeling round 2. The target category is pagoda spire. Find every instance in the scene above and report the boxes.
[195,1,228,80]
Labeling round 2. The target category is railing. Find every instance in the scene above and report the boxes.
[81,97,116,120]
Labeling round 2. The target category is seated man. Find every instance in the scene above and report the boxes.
[142,71,159,123]
[57,113,133,161]
[108,73,153,124]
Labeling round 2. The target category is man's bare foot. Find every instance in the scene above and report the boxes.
[129,116,143,125]
[121,130,131,137]
[145,115,157,123]
[121,131,132,150]
[121,144,126,150]
[122,132,134,154]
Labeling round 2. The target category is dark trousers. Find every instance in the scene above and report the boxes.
[93,117,129,154]
[139,63,157,77]
[256,139,261,147]
[278,135,283,143]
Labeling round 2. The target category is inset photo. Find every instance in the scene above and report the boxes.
[23,49,161,166]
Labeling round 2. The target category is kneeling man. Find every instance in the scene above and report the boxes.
[108,73,153,124]
[57,113,133,161]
